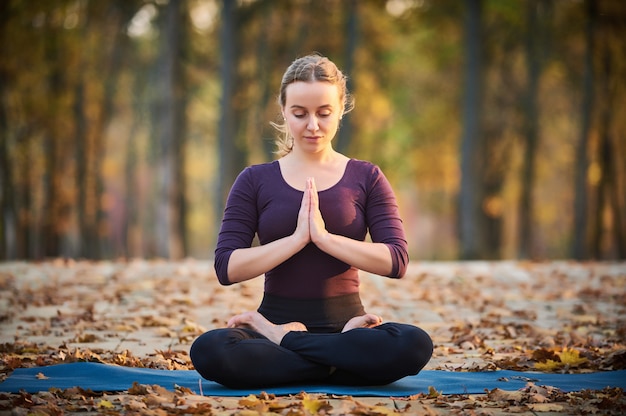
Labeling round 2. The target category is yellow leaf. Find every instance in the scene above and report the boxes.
[302,394,331,414]
[36,372,49,380]
[98,399,114,408]
[534,348,588,371]
[427,385,441,398]
[558,348,588,367]
[534,359,562,371]
[238,394,262,408]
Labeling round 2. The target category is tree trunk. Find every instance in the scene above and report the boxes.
[591,48,623,259]
[0,126,13,260]
[518,0,546,259]
[18,137,35,259]
[153,0,186,259]
[336,0,358,154]
[0,0,9,259]
[0,66,13,259]
[216,0,245,217]
[458,0,485,260]
[571,0,596,260]
[255,1,274,160]
[73,79,95,259]
[42,31,65,258]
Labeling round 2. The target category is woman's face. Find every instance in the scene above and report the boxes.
[283,81,342,155]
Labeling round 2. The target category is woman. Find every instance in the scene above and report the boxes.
[190,54,432,388]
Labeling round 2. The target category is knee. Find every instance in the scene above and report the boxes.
[409,326,433,373]
[189,331,220,380]
[387,323,433,374]
[190,329,238,381]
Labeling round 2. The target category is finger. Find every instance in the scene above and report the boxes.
[308,177,319,210]
[299,185,309,212]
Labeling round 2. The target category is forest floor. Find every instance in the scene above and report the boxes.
[0,259,625,415]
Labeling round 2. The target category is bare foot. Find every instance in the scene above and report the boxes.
[227,311,307,344]
[341,314,383,332]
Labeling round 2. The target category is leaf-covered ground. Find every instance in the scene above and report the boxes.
[0,260,625,415]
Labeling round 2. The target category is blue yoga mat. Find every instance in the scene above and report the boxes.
[1,362,625,396]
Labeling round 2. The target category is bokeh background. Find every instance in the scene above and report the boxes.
[1,0,624,261]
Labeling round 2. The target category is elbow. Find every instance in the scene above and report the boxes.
[392,258,408,279]
[387,243,409,278]
[216,272,233,286]
[214,252,234,286]
[395,259,408,278]
[215,268,233,286]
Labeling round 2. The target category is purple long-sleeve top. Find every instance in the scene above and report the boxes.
[214,159,408,299]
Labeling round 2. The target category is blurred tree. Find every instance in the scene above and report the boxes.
[458,0,486,260]
[216,0,246,218]
[335,0,358,154]
[481,2,525,259]
[0,0,11,259]
[591,5,625,258]
[1,0,624,260]
[2,0,41,259]
[152,0,188,259]
[74,1,138,259]
[42,4,74,258]
[519,0,551,259]
[571,0,595,260]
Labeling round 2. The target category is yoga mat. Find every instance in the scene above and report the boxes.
[1,362,625,396]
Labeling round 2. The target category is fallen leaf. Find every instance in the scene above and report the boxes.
[302,392,332,414]
[98,399,114,409]
[528,402,564,412]
[486,388,524,403]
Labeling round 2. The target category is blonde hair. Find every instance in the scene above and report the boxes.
[271,54,355,156]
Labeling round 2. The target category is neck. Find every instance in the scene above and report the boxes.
[290,146,338,165]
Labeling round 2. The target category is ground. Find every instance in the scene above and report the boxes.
[0,259,625,415]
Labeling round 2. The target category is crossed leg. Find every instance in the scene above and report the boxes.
[191,311,432,388]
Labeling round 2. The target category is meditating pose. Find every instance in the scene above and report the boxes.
[190,54,433,388]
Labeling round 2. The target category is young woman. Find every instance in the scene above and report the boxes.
[190,54,433,388]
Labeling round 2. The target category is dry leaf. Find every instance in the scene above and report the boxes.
[528,403,565,412]
[486,388,524,403]
[302,392,332,414]
[98,399,114,409]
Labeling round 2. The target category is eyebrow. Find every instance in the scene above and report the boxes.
[289,104,334,110]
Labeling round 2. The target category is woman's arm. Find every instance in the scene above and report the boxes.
[215,171,312,284]
[313,233,395,276]
[225,233,307,284]
[307,177,397,276]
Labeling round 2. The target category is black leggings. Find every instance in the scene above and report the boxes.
[190,322,433,389]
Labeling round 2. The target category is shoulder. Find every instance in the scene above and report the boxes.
[236,161,279,182]
[229,162,280,197]
[344,159,397,201]
[347,159,387,182]
[242,160,278,175]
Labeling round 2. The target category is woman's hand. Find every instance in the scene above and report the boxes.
[307,177,329,244]
[294,177,328,245]
[293,180,312,246]
[298,177,395,276]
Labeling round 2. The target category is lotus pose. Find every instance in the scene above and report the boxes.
[190,54,433,388]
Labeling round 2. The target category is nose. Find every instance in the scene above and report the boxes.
[307,115,319,132]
